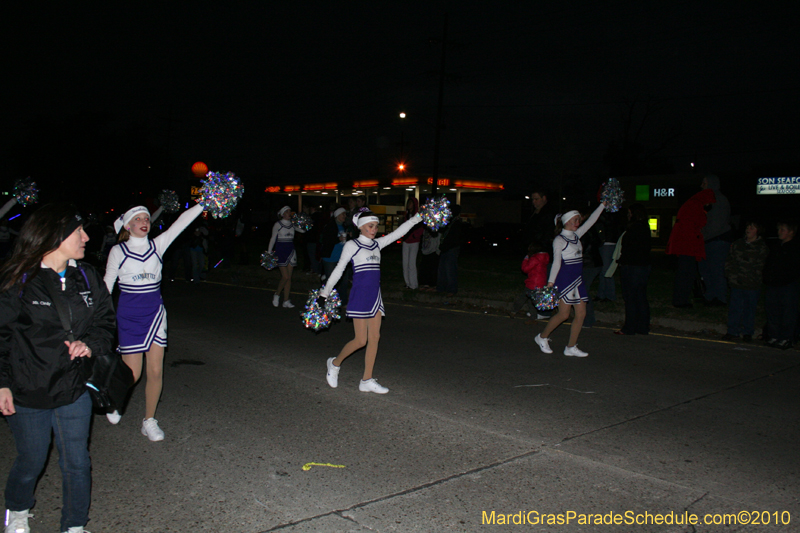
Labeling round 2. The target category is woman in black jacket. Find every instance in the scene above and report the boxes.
[615,203,652,336]
[0,204,116,533]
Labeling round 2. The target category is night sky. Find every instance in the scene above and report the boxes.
[4,1,799,210]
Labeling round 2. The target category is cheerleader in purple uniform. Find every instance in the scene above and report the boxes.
[319,209,422,393]
[268,206,305,309]
[103,203,204,440]
[535,202,606,358]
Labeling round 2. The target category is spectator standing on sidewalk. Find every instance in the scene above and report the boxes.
[437,204,463,296]
[761,219,799,349]
[698,175,733,306]
[401,197,424,290]
[666,188,716,308]
[722,221,768,342]
[614,203,652,336]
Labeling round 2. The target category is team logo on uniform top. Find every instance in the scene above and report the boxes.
[79,291,93,307]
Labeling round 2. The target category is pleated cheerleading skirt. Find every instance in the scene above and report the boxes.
[347,269,384,319]
[554,260,588,305]
[275,241,297,267]
[117,291,167,354]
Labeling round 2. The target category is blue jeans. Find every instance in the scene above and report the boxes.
[306,243,321,274]
[672,255,697,306]
[764,281,800,342]
[727,288,760,336]
[5,392,92,531]
[436,247,460,294]
[582,266,601,327]
[620,265,650,334]
[698,240,729,303]
[598,244,617,301]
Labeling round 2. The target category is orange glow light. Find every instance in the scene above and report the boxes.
[391,178,419,186]
[284,186,301,192]
[191,161,208,178]
[265,186,281,193]
[303,182,338,190]
[353,180,379,188]
[453,180,504,190]
[426,178,450,186]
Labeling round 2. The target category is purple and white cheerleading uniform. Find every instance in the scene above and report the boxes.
[321,214,421,318]
[104,204,203,354]
[268,220,305,267]
[548,203,604,305]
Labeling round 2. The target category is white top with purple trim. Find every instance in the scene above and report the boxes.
[104,203,204,294]
[548,203,605,284]
[320,214,421,299]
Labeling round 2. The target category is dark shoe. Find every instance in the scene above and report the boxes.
[613,330,629,335]
[721,333,737,341]
[741,335,752,343]
[774,340,792,350]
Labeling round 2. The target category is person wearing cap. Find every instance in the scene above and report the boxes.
[320,206,350,307]
[534,201,606,358]
[0,203,116,533]
[103,201,204,440]
[267,206,306,308]
[319,208,422,394]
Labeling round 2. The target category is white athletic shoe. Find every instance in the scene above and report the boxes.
[282,300,295,308]
[5,509,32,533]
[534,334,553,354]
[63,527,91,533]
[106,410,121,425]
[141,418,165,441]
[564,345,588,357]
[326,357,340,388]
[272,295,280,307]
[359,378,389,394]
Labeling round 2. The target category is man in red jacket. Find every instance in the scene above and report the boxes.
[666,188,716,308]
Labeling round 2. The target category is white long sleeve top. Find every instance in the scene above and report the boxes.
[104,203,204,294]
[267,220,305,252]
[320,214,422,298]
[548,203,604,284]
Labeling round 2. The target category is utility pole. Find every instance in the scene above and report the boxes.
[431,13,448,198]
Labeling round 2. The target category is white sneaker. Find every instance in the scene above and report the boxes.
[282,300,295,308]
[106,410,121,425]
[564,345,588,357]
[536,314,549,320]
[141,418,165,441]
[272,294,280,307]
[326,357,339,388]
[359,378,389,394]
[63,527,91,533]
[5,509,32,533]
[534,334,553,354]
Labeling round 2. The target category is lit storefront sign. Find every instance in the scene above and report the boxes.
[757,177,800,195]
[636,185,675,201]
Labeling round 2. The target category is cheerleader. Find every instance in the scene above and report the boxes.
[103,203,204,440]
[535,202,606,358]
[319,209,422,393]
[268,206,305,308]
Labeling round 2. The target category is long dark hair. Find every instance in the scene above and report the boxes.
[0,203,81,292]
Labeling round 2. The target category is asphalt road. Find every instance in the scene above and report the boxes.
[2,281,798,532]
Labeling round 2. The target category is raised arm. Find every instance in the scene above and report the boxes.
[576,203,605,238]
[376,214,422,249]
[0,199,16,220]
[153,203,204,253]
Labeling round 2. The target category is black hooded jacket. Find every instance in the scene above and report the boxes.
[0,261,116,409]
